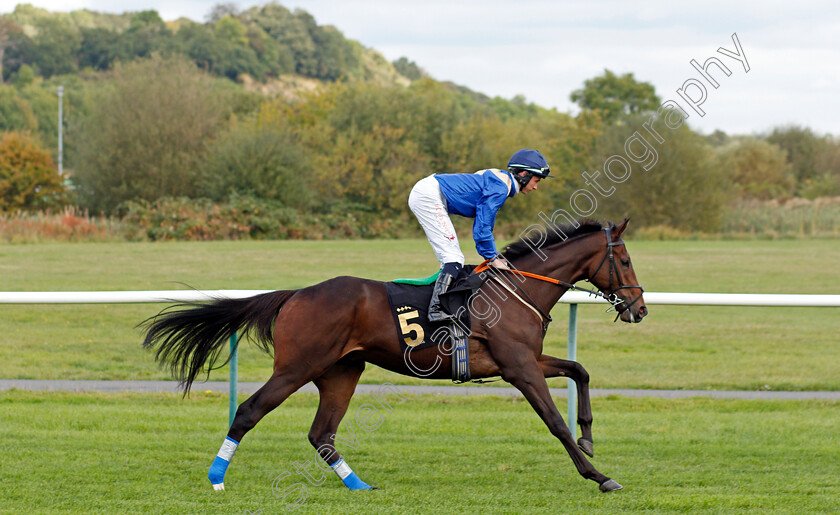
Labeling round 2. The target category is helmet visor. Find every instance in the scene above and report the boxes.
[510,164,552,178]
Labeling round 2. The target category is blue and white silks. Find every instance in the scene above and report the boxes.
[434,169,518,260]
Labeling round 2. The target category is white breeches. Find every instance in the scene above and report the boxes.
[408,175,465,266]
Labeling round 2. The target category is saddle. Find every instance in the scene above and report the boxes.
[385,266,482,382]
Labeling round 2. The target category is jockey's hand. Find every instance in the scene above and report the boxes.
[490,257,510,270]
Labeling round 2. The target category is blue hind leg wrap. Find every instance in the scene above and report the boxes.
[208,436,239,487]
[208,456,230,484]
[331,459,372,490]
[342,471,372,490]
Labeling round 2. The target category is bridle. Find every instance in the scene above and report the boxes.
[474,227,645,325]
[586,226,645,320]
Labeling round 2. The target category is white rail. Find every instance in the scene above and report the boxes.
[560,291,840,307]
[2,289,839,306]
[0,290,271,304]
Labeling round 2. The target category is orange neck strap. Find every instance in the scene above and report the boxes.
[473,260,564,286]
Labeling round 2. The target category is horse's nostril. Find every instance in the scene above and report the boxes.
[639,306,648,317]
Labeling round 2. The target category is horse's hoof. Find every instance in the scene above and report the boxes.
[577,438,594,457]
[599,479,623,492]
[212,483,225,492]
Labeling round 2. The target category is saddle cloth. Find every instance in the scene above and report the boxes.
[384,266,481,352]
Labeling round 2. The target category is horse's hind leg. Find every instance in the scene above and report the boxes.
[308,357,374,490]
[208,371,308,491]
[538,355,596,457]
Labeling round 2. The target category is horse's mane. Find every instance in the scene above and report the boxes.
[502,218,606,261]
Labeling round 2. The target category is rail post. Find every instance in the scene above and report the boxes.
[567,303,578,440]
[229,333,238,427]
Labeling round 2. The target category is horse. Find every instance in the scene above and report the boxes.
[142,218,647,494]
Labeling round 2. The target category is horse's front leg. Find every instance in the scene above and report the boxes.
[538,355,595,457]
[499,356,622,492]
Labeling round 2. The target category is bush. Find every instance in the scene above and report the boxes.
[117,195,418,241]
[0,206,121,242]
[201,114,314,209]
[633,224,692,240]
[0,130,68,212]
[721,197,840,238]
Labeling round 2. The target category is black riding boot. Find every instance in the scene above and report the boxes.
[428,262,462,322]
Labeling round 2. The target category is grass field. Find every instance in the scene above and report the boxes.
[1,238,838,390]
[1,391,838,514]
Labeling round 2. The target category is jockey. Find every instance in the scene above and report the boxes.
[408,148,551,322]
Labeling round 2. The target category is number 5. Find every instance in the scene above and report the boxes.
[398,310,424,347]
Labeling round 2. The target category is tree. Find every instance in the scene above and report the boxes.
[130,10,165,30]
[16,81,60,153]
[587,117,730,232]
[119,10,171,60]
[714,137,794,200]
[309,24,359,81]
[765,125,831,190]
[207,3,239,23]
[0,130,66,212]
[0,17,24,83]
[71,56,233,213]
[214,15,249,47]
[29,16,80,78]
[76,27,123,71]
[289,9,321,77]
[11,63,35,86]
[243,4,317,78]
[804,140,840,197]
[175,21,264,80]
[0,22,33,82]
[570,70,660,123]
[392,57,425,81]
[0,84,38,132]
[245,24,293,76]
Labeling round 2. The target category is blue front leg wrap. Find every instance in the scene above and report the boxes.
[342,471,372,490]
[208,456,230,485]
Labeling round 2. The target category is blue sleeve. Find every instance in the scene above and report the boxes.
[473,189,508,260]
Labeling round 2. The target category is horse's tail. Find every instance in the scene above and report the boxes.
[141,290,297,393]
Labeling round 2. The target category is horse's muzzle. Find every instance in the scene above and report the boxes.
[619,304,647,323]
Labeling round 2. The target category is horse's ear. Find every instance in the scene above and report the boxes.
[614,217,630,238]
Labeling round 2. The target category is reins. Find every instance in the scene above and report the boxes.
[475,264,555,329]
[474,227,644,324]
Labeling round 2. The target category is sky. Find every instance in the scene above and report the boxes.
[4,0,839,136]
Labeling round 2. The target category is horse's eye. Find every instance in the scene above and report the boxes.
[621,259,630,267]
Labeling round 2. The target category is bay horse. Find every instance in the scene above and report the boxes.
[142,218,647,493]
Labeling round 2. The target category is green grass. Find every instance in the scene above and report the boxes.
[1,391,838,514]
[1,239,839,390]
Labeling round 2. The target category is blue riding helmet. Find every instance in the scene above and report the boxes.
[508,149,552,188]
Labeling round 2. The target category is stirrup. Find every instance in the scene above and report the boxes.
[428,305,455,322]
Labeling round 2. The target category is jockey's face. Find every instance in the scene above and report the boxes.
[519,173,541,194]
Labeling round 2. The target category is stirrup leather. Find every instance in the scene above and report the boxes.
[451,324,470,383]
